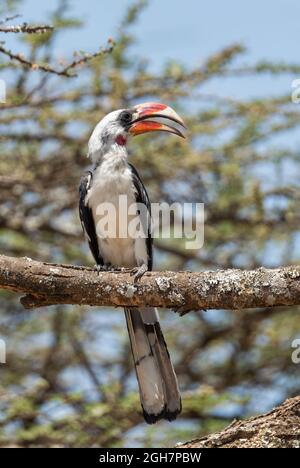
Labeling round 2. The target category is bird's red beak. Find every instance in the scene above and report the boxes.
[129,102,186,138]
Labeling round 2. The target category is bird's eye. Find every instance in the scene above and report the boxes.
[120,111,132,123]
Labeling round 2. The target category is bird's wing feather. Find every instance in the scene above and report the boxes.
[79,172,104,266]
[128,163,153,270]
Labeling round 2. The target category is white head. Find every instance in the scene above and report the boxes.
[87,102,186,164]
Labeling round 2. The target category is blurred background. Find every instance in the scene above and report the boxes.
[1,0,300,448]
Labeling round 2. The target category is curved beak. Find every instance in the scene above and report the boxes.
[129,102,186,138]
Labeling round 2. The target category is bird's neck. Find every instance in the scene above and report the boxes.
[94,143,129,171]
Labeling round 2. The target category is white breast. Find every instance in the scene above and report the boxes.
[85,154,148,268]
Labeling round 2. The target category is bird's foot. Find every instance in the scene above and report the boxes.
[174,306,203,316]
[130,264,148,283]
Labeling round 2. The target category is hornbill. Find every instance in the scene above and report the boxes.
[79,102,186,423]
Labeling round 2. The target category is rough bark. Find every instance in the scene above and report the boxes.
[1,254,300,311]
[177,396,300,448]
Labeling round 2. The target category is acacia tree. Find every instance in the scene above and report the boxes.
[1,0,300,448]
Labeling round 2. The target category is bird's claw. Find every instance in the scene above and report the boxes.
[94,264,102,275]
[94,263,121,275]
[174,305,196,316]
[130,264,148,283]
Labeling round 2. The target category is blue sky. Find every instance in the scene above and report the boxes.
[3,0,300,201]
[12,0,300,66]
[1,0,299,113]
[5,0,300,84]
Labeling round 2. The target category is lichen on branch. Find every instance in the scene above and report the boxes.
[1,254,300,311]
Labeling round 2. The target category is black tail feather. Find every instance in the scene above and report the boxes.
[124,307,181,424]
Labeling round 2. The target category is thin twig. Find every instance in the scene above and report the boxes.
[0,40,114,77]
[0,14,21,25]
[0,23,53,34]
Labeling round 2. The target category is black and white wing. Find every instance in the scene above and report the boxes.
[128,163,153,271]
[126,165,181,423]
[79,171,103,266]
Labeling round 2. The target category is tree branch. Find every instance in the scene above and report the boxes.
[0,23,53,33]
[177,396,300,448]
[0,254,300,311]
